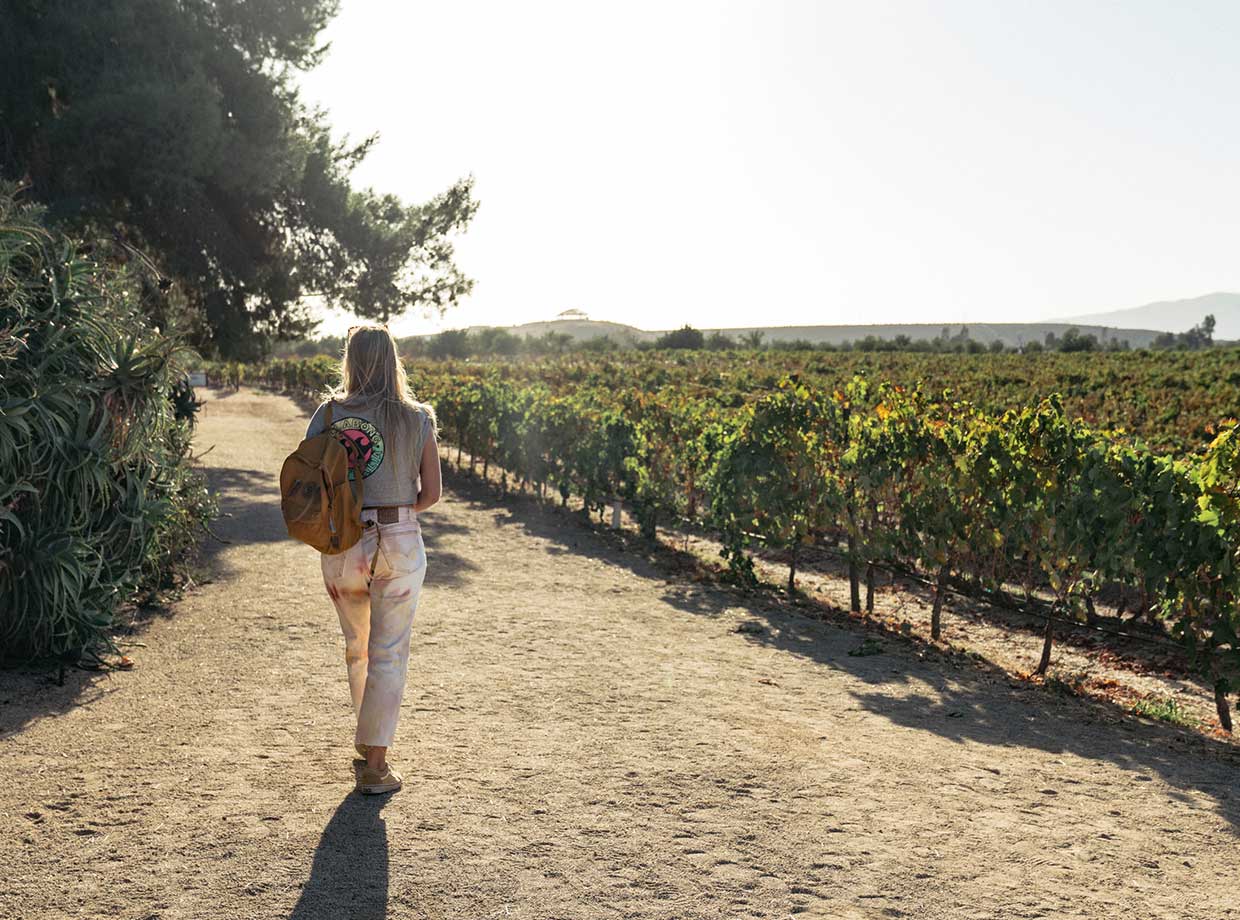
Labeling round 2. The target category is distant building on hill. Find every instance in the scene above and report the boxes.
[556,308,589,321]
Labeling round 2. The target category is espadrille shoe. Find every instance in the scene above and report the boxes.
[357,762,403,795]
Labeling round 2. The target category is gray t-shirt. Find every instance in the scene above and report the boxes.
[305,397,434,507]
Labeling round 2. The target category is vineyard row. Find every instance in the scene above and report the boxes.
[226,358,1240,731]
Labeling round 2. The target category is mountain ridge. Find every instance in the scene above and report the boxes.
[1054,292,1239,339]
[406,293,1239,347]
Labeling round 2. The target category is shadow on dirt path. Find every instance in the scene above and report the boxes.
[443,463,1240,836]
[286,792,390,920]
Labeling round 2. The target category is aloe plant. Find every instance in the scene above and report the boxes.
[0,185,216,662]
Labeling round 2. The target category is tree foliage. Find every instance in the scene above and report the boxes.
[0,0,477,358]
[1153,315,1216,351]
[654,325,707,350]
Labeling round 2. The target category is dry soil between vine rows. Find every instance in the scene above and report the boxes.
[2,386,1237,920]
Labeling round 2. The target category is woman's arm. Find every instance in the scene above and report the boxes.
[304,401,328,440]
[413,421,442,512]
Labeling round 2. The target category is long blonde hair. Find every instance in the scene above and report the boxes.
[325,325,437,463]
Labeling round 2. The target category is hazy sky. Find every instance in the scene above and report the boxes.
[296,0,1240,337]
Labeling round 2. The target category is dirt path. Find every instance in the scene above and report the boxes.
[2,386,1237,920]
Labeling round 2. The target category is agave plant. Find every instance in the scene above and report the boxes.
[0,185,216,663]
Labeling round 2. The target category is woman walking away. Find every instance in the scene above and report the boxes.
[304,324,442,795]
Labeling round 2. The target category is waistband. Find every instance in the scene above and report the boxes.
[360,505,418,524]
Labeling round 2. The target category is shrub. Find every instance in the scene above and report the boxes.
[0,186,216,662]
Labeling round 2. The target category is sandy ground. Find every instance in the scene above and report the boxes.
[2,386,1238,920]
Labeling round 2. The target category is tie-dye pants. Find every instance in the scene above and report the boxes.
[320,506,427,749]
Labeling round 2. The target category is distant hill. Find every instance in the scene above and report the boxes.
[449,319,1165,349]
[680,322,1162,348]
[427,293,1240,349]
[460,318,645,343]
[1055,292,1240,340]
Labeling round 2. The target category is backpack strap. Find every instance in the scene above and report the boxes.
[316,401,339,543]
[342,437,364,504]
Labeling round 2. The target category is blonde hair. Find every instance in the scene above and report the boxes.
[325,324,437,464]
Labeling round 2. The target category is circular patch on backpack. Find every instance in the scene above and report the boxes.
[330,417,385,481]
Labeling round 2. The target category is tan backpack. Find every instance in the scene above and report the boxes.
[280,400,365,554]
